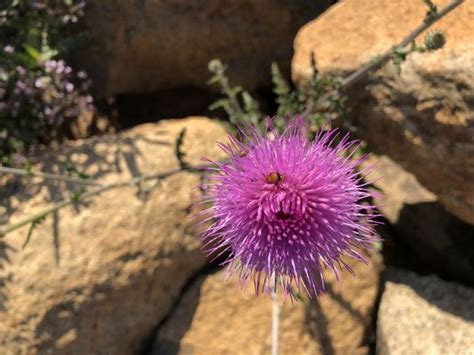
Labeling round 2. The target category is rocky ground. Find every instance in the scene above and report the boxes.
[1,0,474,354]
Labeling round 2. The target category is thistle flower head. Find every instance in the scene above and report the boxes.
[199,117,380,298]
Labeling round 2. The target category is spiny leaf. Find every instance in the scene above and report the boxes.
[271,62,291,96]
[207,58,263,132]
[207,76,222,85]
[209,99,229,111]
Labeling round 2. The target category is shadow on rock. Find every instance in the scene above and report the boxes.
[0,241,14,311]
[151,275,206,355]
[383,201,474,287]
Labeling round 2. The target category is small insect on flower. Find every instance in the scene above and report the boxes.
[265,172,284,184]
[197,116,381,299]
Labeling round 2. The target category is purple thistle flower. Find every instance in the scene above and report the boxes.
[198,117,381,298]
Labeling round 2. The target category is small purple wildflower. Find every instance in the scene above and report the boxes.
[16,66,26,76]
[198,117,381,298]
[65,82,75,92]
[3,45,14,54]
[77,71,87,79]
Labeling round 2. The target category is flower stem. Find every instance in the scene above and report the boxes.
[271,277,280,355]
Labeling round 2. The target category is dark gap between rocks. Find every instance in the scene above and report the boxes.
[366,224,391,355]
[381,202,474,288]
[97,85,277,133]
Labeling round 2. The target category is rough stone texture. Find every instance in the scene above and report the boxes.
[366,155,437,223]
[366,155,474,285]
[73,0,332,97]
[378,269,474,355]
[0,117,227,354]
[153,255,382,355]
[292,0,474,224]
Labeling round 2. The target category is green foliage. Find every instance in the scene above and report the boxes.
[270,62,319,132]
[270,62,304,132]
[423,0,439,24]
[392,42,417,73]
[306,54,346,131]
[391,30,446,73]
[208,55,344,137]
[208,59,264,132]
[270,55,346,134]
[271,62,305,117]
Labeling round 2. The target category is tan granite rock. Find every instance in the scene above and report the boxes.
[378,269,474,355]
[153,255,382,355]
[73,0,333,97]
[292,0,474,224]
[0,117,227,354]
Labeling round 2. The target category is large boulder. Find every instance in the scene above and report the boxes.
[0,117,227,354]
[73,0,333,97]
[292,0,474,224]
[378,269,474,355]
[153,255,382,354]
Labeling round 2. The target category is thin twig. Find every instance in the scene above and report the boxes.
[304,0,464,115]
[0,166,103,186]
[0,165,202,238]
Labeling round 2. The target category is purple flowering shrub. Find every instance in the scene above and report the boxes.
[0,0,91,164]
